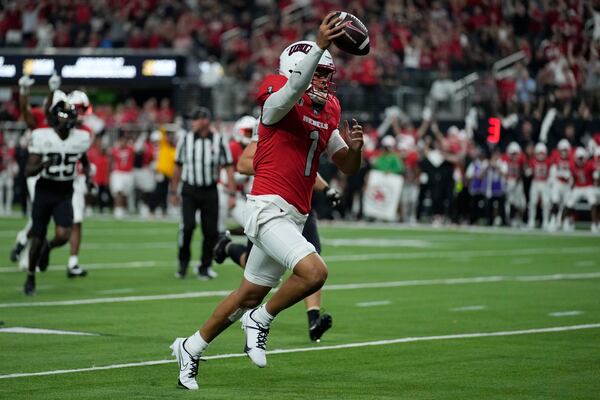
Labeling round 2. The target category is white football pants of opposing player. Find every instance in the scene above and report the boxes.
[217,182,246,232]
[528,181,550,229]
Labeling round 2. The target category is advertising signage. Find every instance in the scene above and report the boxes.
[0,53,184,85]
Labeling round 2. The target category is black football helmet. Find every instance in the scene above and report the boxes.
[48,91,77,131]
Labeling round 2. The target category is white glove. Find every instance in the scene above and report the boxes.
[48,71,61,91]
[18,75,35,95]
[384,106,402,120]
[422,106,432,122]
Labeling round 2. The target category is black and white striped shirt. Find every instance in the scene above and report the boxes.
[175,130,233,187]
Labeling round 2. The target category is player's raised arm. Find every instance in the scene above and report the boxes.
[18,75,37,130]
[261,13,344,125]
[331,119,364,175]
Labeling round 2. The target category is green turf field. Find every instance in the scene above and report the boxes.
[1,217,599,399]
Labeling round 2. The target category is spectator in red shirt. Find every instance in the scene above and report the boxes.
[88,137,112,213]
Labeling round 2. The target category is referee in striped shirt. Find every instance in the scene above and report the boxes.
[171,107,236,279]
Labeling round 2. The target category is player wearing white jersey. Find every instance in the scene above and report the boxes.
[23,96,92,296]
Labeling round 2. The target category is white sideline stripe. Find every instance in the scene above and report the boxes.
[356,300,391,307]
[321,238,431,248]
[0,261,160,273]
[1,323,599,380]
[2,272,600,309]
[97,288,135,295]
[325,246,599,262]
[1,246,596,274]
[575,261,596,267]
[0,229,171,237]
[0,327,98,336]
[549,311,583,317]
[451,305,487,312]
[327,221,600,238]
[82,242,174,250]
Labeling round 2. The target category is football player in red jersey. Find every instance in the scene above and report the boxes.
[527,143,552,229]
[564,147,597,232]
[548,139,573,231]
[170,13,362,390]
[110,133,135,218]
[214,120,340,342]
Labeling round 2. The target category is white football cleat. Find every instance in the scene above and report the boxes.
[241,309,269,368]
[170,338,201,390]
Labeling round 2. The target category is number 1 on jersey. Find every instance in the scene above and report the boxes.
[304,131,319,177]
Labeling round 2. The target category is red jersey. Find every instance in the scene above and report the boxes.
[501,154,526,180]
[31,107,48,128]
[229,140,244,166]
[529,158,552,181]
[91,153,110,186]
[403,151,420,183]
[111,145,135,172]
[141,141,154,167]
[571,161,594,187]
[252,74,342,214]
[550,151,572,183]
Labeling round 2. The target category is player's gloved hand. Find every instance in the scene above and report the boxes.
[48,71,61,91]
[325,187,341,208]
[19,75,35,95]
[85,176,97,193]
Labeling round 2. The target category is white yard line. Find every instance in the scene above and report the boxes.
[1,323,599,380]
[1,272,600,309]
[549,311,583,317]
[0,261,161,273]
[97,288,135,295]
[356,301,392,307]
[575,261,596,267]
[321,238,432,248]
[325,247,599,262]
[450,305,487,312]
[0,327,99,336]
[2,246,596,274]
[327,221,600,238]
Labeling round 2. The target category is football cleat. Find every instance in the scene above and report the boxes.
[10,242,25,263]
[170,338,202,390]
[213,231,231,264]
[241,309,269,368]
[37,240,51,272]
[67,265,88,278]
[23,274,36,296]
[309,312,333,342]
[196,266,218,280]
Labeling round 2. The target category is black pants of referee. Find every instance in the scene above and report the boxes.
[178,183,219,271]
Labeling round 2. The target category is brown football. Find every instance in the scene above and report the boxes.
[332,11,370,56]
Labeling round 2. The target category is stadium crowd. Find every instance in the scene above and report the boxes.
[1,0,599,231]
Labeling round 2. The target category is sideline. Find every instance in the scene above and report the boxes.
[1,272,599,308]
